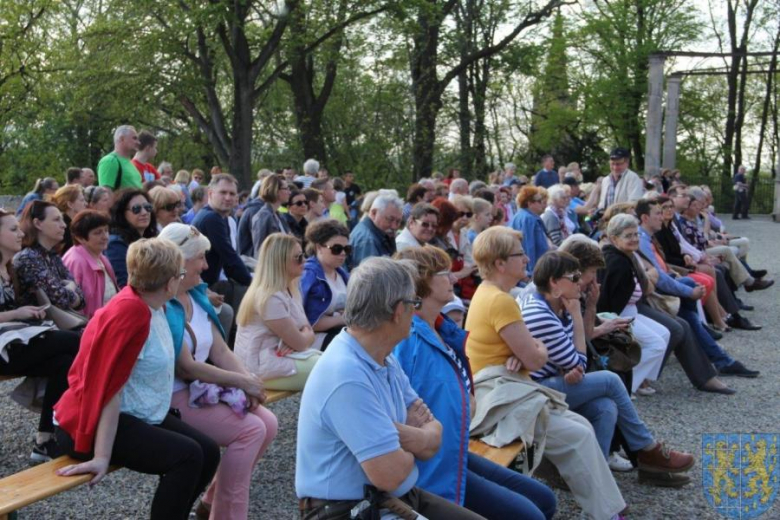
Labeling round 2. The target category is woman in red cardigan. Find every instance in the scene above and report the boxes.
[54,238,220,520]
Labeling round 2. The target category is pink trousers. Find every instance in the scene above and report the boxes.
[171,389,278,520]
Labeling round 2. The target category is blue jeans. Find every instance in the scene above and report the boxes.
[464,454,556,520]
[540,371,655,458]
[676,277,734,369]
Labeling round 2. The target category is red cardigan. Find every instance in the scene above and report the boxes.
[54,286,151,453]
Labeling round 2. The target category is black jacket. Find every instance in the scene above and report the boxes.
[597,244,645,315]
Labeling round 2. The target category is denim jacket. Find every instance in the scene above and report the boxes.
[300,257,349,326]
[394,314,473,505]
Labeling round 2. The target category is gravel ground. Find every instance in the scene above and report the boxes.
[1,215,778,519]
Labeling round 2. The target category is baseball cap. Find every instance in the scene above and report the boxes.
[442,296,466,315]
[610,147,630,160]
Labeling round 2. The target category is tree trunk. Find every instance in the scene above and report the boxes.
[471,56,490,179]
[410,6,442,180]
[458,68,472,177]
[230,71,255,188]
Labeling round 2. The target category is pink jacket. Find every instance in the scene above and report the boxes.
[62,245,118,318]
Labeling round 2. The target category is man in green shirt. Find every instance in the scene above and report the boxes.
[97,125,143,190]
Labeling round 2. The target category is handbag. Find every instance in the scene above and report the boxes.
[646,291,681,316]
[587,325,642,373]
[35,288,88,331]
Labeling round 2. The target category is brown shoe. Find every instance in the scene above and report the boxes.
[637,442,694,474]
[638,469,692,488]
[745,278,774,292]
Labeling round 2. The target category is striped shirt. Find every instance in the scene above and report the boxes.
[519,291,586,380]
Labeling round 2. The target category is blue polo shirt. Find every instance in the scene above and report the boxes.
[296,330,419,500]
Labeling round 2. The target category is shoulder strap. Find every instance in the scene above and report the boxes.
[114,155,123,191]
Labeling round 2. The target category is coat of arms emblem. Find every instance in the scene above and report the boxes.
[703,434,779,518]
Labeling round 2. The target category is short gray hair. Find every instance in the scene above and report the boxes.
[159,223,211,260]
[504,162,516,173]
[547,184,568,202]
[606,213,639,238]
[370,191,403,213]
[450,178,468,192]
[688,186,707,202]
[469,180,487,195]
[344,257,417,331]
[303,158,320,176]
[114,125,136,144]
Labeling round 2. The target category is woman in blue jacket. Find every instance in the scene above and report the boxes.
[509,186,552,272]
[300,219,350,351]
[394,245,556,520]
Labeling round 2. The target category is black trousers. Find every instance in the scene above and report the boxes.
[637,302,717,389]
[0,330,79,432]
[733,190,749,218]
[57,412,220,520]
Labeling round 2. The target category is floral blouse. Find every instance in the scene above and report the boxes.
[13,243,85,310]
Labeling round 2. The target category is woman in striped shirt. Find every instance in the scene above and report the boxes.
[518,251,694,482]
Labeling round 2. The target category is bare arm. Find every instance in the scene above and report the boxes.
[264,316,315,352]
[312,313,345,332]
[56,392,121,484]
[498,320,548,372]
[360,450,416,492]
[562,298,587,354]
[395,420,442,461]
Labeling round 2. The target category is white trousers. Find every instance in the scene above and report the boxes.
[620,304,669,393]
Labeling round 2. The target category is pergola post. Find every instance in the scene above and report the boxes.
[644,54,666,178]
[662,76,682,170]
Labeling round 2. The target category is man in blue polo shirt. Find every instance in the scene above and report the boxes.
[533,155,558,188]
[296,257,484,519]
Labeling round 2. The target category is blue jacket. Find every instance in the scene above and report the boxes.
[193,205,252,286]
[394,314,473,505]
[509,208,549,272]
[165,283,226,360]
[533,169,558,188]
[106,234,130,288]
[637,227,694,299]
[348,218,396,269]
[300,257,349,326]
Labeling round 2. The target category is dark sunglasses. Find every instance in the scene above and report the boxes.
[561,271,582,283]
[289,200,308,207]
[324,244,352,255]
[415,220,437,229]
[458,211,473,219]
[129,203,153,215]
[162,201,182,212]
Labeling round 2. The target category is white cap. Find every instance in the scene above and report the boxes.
[442,296,466,315]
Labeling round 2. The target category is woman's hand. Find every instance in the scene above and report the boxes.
[593,318,631,337]
[207,290,225,308]
[12,305,48,321]
[561,297,582,316]
[683,254,695,267]
[505,356,523,373]
[584,279,600,308]
[563,365,584,385]
[241,373,266,399]
[453,264,477,280]
[56,457,110,485]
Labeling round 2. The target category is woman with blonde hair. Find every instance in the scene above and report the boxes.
[52,184,87,253]
[149,186,183,231]
[234,233,320,391]
[173,170,193,210]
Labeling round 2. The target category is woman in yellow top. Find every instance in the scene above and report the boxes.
[465,227,626,520]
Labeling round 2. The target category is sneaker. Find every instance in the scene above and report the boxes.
[636,385,656,396]
[637,442,694,474]
[30,438,63,463]
[609,452,634,472]
[718,360,760,378]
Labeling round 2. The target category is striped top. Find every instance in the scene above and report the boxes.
[519,291,587,380]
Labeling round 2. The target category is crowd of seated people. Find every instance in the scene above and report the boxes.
[0,135,775,520]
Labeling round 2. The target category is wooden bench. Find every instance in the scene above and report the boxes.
[468,438,527,470]
[0,388,298,520]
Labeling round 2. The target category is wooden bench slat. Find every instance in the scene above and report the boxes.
[0,457,118,515]
[468,439,524,468]
[264,390,296,404]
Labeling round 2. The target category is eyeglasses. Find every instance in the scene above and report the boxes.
[397,297,423,310]
[85,186,97,204]
[294,253,305,264]
[458,211,473,219]
[383,215,402,226]
[531,198,545,203]
[415,219,437,229]
[507,251,526,258]
[324,244,352,255]
[162,201,182,212]
[561,271,582,283]
[279,186,290,191]
[619,232,639,240]
[289,200,307,207]
[129,203,153,215]
[178,269,187,279]
[177,226,201,246]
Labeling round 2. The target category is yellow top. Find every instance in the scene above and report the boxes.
[465,283,524,375]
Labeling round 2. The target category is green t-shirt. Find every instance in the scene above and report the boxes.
[97,152,142,190]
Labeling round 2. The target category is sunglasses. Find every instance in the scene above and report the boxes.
[398,297,423,310]
[162,201,182,212]
[85,186,97,204]
[561,271,582,283]
[129,203,153,215]
[289,200,308,207]
[324,244,353,255]
[458,211,473,219]
[294,253,305,264]
[177,226,201,246]
[415,220,437,229]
